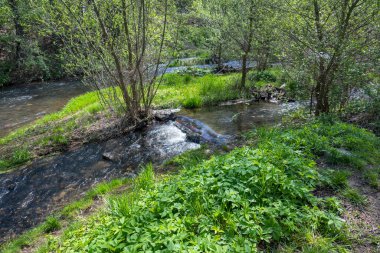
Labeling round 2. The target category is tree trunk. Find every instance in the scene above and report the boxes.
[240,7,254,89]
[315,75,330,116]
[309,87,314,114]
[217,43,222,70]
[257,40,270,71]
[241,51,248,89]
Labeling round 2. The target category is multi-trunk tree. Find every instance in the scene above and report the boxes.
[203,0,275,89]
[42,0,173,125]
[282,0,379,115]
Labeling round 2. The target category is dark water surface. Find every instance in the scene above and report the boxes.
[0,81,87,137]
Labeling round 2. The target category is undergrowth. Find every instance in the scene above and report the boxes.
[38,119,380,252]
[3,120,379,252]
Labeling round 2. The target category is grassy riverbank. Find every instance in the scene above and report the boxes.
[2,118,379,252]
[0,69,284,173]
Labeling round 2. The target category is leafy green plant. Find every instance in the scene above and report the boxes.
[43,217,61,233]
[45,135,346,252]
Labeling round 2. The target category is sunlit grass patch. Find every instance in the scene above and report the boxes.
[364,168,380,189]
[340,188,367,207]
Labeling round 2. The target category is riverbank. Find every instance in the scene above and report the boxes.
[0,70,287,173]
[2,118,379,252]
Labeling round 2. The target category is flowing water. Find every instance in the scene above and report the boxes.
[180,102,299,135]
[0,80,87,137]
[0,71,298,243]
[0,101,299,242]
[0,121,200,241]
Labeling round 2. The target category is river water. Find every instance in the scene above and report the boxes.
[0,74,298,243]
[0,80,87,137]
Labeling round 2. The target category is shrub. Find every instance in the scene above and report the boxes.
[249,70,277,83]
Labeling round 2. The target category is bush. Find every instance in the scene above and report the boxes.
[249,70,277,83]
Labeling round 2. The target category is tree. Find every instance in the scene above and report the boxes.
[0,0,64,85]
[281,0,379,115]
[6,0,24,66]
[42,0,173,125]
[203,0,272,88]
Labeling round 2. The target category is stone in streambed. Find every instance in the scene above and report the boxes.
[153,109,180,121]
[102,152,115,161]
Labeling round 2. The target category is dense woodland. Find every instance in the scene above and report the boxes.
[0,0,380,252]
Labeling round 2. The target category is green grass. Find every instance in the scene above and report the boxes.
[0,90,100,146]
[364,168,380,189]
[43,217,61,233]
[340,188,367,207]
[155,73,242,109]
[0,148,31,172]
[164,145,212,169]
[38,121,378,252]
[320,170,351,191]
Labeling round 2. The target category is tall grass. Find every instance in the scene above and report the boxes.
[155,73,241,109]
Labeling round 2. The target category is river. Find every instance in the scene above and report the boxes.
[0,80,87,137]
[0,66,298,243]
